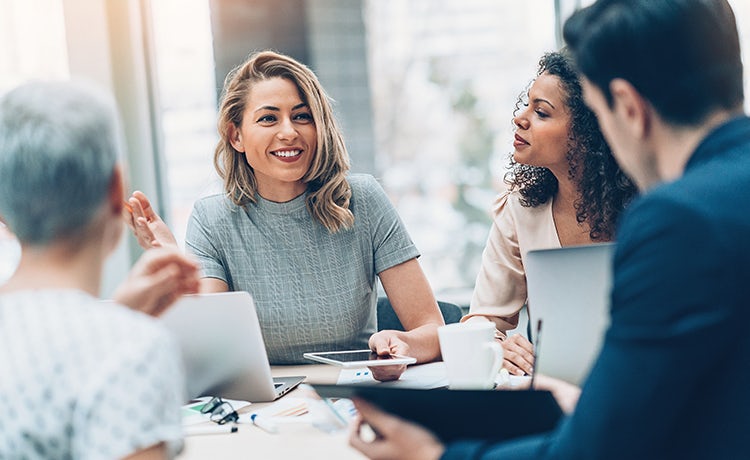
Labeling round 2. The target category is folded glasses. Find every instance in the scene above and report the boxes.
[200,396,239,425]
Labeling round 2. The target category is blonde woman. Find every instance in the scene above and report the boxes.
[126,50,443,379]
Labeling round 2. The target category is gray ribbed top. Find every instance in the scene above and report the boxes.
[185,174,419,364]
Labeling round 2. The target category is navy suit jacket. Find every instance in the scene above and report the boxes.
[443,116,750,459]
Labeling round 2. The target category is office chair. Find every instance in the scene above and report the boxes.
[376,297,464,331]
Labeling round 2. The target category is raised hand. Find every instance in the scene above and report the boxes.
[112,247,200,316]
[123,191,178,249]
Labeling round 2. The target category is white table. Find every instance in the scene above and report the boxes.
[177,364,367,459]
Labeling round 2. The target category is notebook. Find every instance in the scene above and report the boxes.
[159,291,305,402]
[525,243,615,385]
[312,383,562,443]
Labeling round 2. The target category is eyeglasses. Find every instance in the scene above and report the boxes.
[200,396,239,425]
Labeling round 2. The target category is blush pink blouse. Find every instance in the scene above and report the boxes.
[462,189,561,338]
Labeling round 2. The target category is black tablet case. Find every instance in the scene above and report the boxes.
[312,384,563,443]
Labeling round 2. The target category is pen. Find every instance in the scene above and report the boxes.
[320,397,348,427]
[184,424,238,436]
[250,413,278,434]
[529,318,543,390]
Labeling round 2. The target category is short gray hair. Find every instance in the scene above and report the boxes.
[0,80,121,244]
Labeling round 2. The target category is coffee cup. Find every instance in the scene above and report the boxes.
[438,322,503,389]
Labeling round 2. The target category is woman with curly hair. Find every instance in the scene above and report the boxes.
[462,50,637,376]
[125,50,444,380]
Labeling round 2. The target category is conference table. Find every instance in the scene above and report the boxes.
[177,364,367,459]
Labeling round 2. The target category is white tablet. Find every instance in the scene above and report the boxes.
[303,350,417,368]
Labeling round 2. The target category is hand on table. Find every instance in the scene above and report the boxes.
[123,191,178,249]
[349,398,444,460]
[112,247,200,316]
[368,330,409,382]
[502,334,535,376]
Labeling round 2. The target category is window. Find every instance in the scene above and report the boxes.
[150,0,221,250]
[364,1,557,302]
[0,0,67,283]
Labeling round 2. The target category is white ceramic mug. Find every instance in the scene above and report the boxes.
[438,322,503,389]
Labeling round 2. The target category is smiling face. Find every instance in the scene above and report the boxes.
[512,72,572,177]
[229,77,317,202]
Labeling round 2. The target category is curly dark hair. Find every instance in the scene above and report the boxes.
[504,50,637,241]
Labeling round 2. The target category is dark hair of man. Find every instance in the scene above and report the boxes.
[505,51,637,241]
[563,0,744,126]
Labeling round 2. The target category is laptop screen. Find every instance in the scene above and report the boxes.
[525,243,614,385]
[159,291,303,402]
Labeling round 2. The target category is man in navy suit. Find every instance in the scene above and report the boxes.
[349,0,750,458]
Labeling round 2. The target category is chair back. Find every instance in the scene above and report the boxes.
[376,297,463,331]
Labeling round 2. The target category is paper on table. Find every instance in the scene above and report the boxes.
[337,362,449,389]
[336,362,528,390]
[336,367,375,384]
[238,396,310,425]
[506,374,531,388]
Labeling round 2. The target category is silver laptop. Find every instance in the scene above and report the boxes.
[160,291,305,402]
[525,243,614,385]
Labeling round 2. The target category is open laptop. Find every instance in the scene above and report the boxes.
[159,291,305,402]
[525,243,615,385]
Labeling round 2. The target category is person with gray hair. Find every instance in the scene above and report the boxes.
[0,80,200,459]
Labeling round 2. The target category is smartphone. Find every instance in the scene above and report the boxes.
[303,349,417,368]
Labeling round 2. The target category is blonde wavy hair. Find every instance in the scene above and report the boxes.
[214,50,354,233]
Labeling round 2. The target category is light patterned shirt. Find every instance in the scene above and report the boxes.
[186,174,420,364]
[0,290,184,460]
